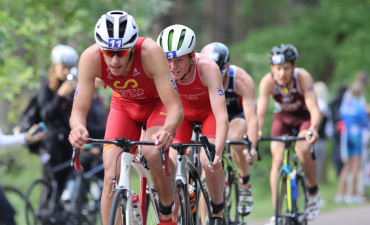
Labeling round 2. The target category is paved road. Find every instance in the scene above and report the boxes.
[248,204,370,225]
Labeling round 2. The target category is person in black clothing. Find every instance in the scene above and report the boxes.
[330,86,349,176]
[35,45,79,195]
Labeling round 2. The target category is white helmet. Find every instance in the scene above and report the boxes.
[157,24,196,58]
[51,45,79,66]
[94,10,139,50]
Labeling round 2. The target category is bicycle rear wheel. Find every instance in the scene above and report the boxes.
[223,166,240,225]
[176,182,192,225]
[275,169,291,225]
[108,189,128,225]
[25,178,58,225]
[3,185,28,225]
[295,170,307,225]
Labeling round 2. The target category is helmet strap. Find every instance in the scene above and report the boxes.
[180,54,193,81]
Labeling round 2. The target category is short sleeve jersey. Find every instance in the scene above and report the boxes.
[272,68,308,113]
[100,37,159,104]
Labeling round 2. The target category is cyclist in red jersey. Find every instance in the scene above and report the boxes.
[68,11,184,225]
[201,42,258,217]
[157,25,229,225]
[257,44,322,224]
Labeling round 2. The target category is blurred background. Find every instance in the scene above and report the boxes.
[0,0,369,222]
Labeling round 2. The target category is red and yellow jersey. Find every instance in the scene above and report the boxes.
[100,37,159,104]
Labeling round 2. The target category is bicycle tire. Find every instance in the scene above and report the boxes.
[187,160,212,225]
[224,166,240,225]
[25,178,60,225]
[68,176,103,225]
[275,169,291,225]
[176,182,192,225]
[145,185,160,224]
[295,170,307,225]
[3,185,29,225]
[108,189,128,225]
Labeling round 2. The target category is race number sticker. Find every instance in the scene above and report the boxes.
[166,51,177,59]
[108,39,123,48]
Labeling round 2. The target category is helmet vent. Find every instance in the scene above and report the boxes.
[177,29,186,51]
[119,20,127,38]
[107,20,114,37]
[188,36,194,50]
[125,33,137,46]
[96,33,107,45]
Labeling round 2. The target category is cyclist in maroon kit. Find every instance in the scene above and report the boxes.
[257,44,322,224]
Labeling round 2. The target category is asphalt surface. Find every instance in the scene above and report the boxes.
[248,203,370,225]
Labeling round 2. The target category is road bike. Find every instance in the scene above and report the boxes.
[171,131,214,225]
[258,132,315,225]
[223,134,253,225]
[75,137,171,225]
[25,151,103,225]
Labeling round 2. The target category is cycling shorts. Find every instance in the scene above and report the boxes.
[271,111,310,136]
[174,107,216,143]
[103,95,167,152]
[228,112,245,122]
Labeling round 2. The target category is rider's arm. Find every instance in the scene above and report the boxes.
[235,66,258,149]
[257,73,274,137]
[69,45,99,147]
[199,55,229,157]
[298,69,321,142]
[141,39,184,148]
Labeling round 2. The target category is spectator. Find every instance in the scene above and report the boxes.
[313,81,333,182]
[335,81,369,204]
[0,124,45,225]
[330,86,347,175]
[36,44,79,196]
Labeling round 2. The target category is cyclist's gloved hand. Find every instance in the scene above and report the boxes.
[209,154,222,172]
[243,148,258,163]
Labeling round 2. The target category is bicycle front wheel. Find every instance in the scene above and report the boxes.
[295,170,308,225]
[108,189,128,225]
[176,182,192,225]
[25,179,55,225]
[223,166,240,225]
[275,169,291,225]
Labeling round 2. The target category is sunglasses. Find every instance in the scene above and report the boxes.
[102,49,130,58]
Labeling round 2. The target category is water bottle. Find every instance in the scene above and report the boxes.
[132,192,143,225]
[188,184,196,214]
[61,179,75,202]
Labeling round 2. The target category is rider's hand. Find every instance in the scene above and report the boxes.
[69,126,89,148]
[243,148,258,163]
[152,129,173,151]
[57,80,76,97]
[25,124,46,143]
[305,129,319,144]
[209,154,222,172]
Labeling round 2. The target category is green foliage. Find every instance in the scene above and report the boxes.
[231,0,370,101]
[0,0,171,124]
